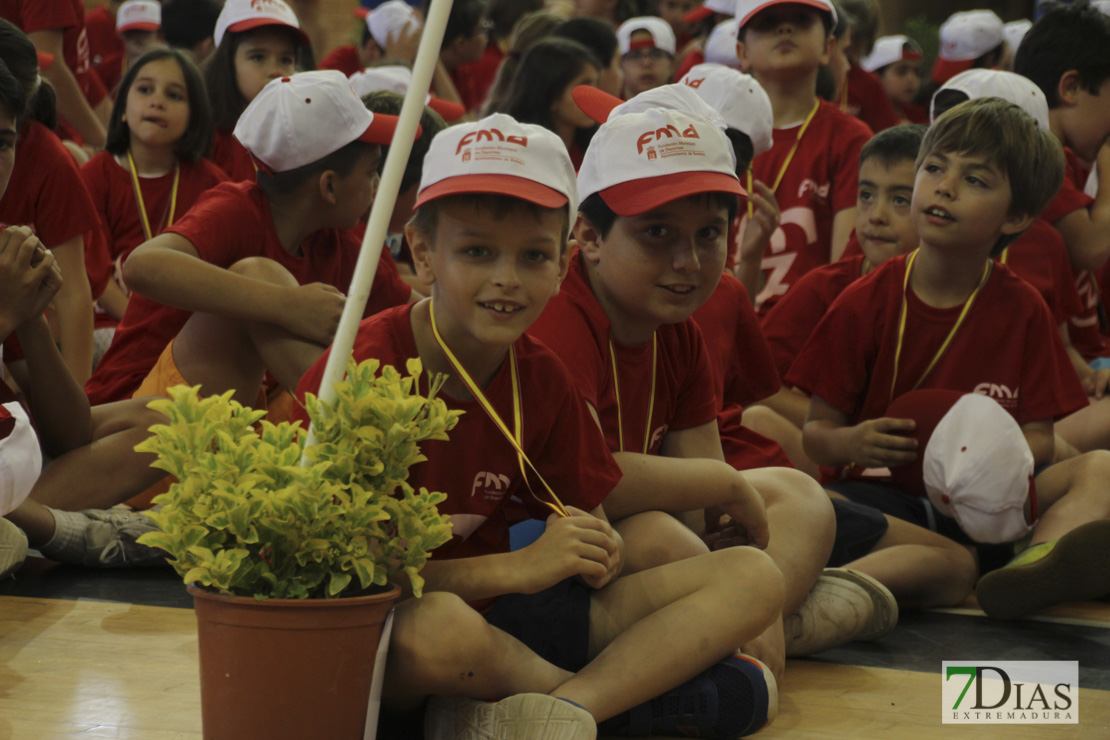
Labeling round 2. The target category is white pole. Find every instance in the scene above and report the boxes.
[302,0,456,461]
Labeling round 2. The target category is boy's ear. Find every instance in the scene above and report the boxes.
[735,40,752,73]
[573,212,604,266]
[820,33,835,66]
[318,170,339,205]
[1000,210,1035,238]
[407,224,438,288]
[1057,70,1082,108]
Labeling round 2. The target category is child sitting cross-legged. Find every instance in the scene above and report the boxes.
[293,113,784,740]
[789,98,1110,620]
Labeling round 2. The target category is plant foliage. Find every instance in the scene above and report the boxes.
[136,357,460,600]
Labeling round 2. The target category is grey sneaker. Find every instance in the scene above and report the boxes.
[424,693,597,740]
[41,507,166,568]
[784,571,872,657]
[0,517,28,579]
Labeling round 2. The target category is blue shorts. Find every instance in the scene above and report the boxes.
[827,497,889,567]
[1090,357,1110,371]
[825,480,1015,574]
[484,578,593,673]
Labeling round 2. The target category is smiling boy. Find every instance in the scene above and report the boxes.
[790,98,1110,620]
[294,113,784,740]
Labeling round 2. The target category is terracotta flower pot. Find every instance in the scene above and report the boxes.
[189,583,401,740]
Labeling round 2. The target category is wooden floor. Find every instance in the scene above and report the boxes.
[2,583,1108,740]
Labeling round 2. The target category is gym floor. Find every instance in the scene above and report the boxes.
[2,557,1108,739]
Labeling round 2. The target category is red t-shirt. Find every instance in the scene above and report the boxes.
[898,102,930,125]
[292,303,619,593]
[84,6,121,64]
[787,254,1088,437]
[1000,219,1083,326]
[692,271,791,469]
[673,47,705,83]
[845,64,900,134]
[748,100,872,314]
[209,128,257,183]
[1040,147,1107,360]
[763,252,867,379]
[528,253,719,455]
[81,153,229,328]
[452,42,503,112]
[318,44,362,77]
[85,181,413,405]
[0,0,107,107]
[0,121,105,294]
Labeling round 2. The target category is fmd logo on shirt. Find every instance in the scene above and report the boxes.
[471,471,511,502]
[974,383,1019,409]
[942,661,1077,724]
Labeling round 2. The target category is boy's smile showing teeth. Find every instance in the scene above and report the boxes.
[924,206,954,224]
[479,300,526,315]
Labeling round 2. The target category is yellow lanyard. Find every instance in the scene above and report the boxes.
[428,300,569,518]
[607,335,658,453]
[749,100,820,219]
[1000,247,1009,264]
[127,151,180,241]
[889,249,991,403]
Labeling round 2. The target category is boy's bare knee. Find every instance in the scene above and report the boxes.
[709,547,785,617]
[228,257,298,286]
[391,592,495,673]
[750,467,833,516]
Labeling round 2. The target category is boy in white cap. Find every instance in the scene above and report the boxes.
[929,10,1005,87]
[530,92,895,681]
[734,0,873,313]
[617,16,677,98]
[91,0,165,90]
[864,35,927,124]
[790,97,1110,620]
[318,0,421,77]
[293,112,783,740]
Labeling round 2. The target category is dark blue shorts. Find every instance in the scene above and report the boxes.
[825,479,1015,574]
[484,577,593,673]
[827,497,890,567]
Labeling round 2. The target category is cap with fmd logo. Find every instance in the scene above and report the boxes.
[577,107,744,215]
[415,113,578,220]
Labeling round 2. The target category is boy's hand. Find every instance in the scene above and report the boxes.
[285,283,346,345]
[703,478,770,551]
[385,23,421,64]
[848,417,918,468]
[738,181,780,265]
[1083,367,1110,399]
[0,227,61,334]
[517,508,619,593]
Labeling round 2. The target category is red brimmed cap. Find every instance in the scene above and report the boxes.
[684,0,737,26]
[735,0,836,30]
[215,0,310,48]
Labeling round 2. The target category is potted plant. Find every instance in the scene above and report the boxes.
[136,357,460,740]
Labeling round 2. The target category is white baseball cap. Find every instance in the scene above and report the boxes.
[355,0,421,50]
[932,68,1050,131]
[0,400,42,516]
[704,18,742,67]
[349,65,466,121]
[617,17,677,56]
[735,0,836,30]
[214,0,308,49]
[862,35,923,74]
[578,107,744,214]
[1003,19,1032,57]
[234,70,408,173]
[886,389,1035,544]
[414,113,578,222]
[116,0,161,34]
[573,83,726,129]
[1095,1,1110,17]
[931,10,1004,84]
[685,0,738,25]
[681,64,773,158]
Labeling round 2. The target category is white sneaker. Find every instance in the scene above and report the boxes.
[822,568,899,641]
[424,693,597,740]
[0,517,28,579]
[784,572,872,657]
[40,507,165,568]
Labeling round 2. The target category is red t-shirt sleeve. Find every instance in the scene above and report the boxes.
[831,117,872,213]
[1042,152,1094,226]
[529,296,608,409]
[364,248,412,318]
[1015,288,1089,423]
[723,282,781,407]
[671,322,723,431]
[166,185,259,266]
[7,0,77,33]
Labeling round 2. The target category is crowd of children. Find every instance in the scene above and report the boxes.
[3,0,1110,738]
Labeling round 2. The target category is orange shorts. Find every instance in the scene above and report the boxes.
[126,340,294,510]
